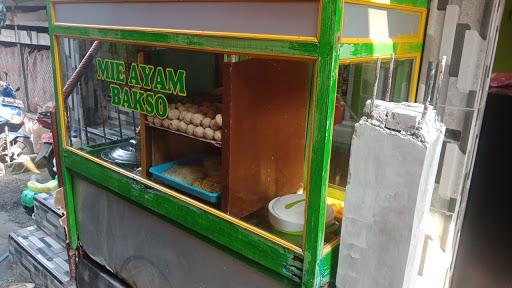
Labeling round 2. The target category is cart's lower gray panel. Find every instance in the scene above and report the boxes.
[73,176,286,288]
[77,256,128,288]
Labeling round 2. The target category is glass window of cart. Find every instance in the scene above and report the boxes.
[325,58,415,244]
[57,37,322,249]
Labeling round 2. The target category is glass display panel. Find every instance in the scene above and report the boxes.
[57,37,338,249]
[342,3,421,40]
[325,58,415,245]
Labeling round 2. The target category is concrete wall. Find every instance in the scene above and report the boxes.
[0,43,54,112]
[337,101,445,288]
[1,0,49,46]
[414,0,505,287]
[0,1,53,112]
[0,28,49,46]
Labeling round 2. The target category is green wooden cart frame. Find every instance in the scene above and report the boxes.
[48,0,428,286]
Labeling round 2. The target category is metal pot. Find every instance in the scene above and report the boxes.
[101,139,140,166]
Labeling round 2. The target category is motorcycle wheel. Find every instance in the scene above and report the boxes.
[13,137,34,158]
[46,149,57,179]
[0,137,34,162]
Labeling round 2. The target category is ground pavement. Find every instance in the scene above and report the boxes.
[0,171,51,286]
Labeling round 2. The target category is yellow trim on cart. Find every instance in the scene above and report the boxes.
[49,2,56,25]
[409,54,421,102]
[301,59,319,252]
[323,237,341,255]
[52,22,318,43]
[345,0,426,13]
[341,36,421,44]
[52,35,68,148]
[339,53,418,63]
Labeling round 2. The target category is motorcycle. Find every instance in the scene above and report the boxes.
[34,111,57,179]
[0,81,33,163]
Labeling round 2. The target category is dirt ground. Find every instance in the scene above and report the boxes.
[0,171,51,286]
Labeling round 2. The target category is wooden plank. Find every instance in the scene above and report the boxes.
[139,114,149,178]
[138,52,151,178]
[221,59,231,213]
[224,58,310,218]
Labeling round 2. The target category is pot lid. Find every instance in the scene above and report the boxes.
[102,139,140,164]
[269,194,335,226]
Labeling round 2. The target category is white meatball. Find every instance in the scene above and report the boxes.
[169,120,180,131]
[178,121,188,132]
[191,113,204,126]
[214,130,222,141]
[184,112,193,124]
[167,109,180,120]
[194,126,205,138]
[210,119,221,130]
[178,111,186,121]
[204,128,214,140]
[214,114,222,127]
[201,117,212,129]
[186,124,195,135]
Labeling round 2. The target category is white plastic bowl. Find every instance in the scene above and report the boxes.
[268,194,335,234]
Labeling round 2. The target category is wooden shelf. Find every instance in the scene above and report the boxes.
[147,123,222,147]
[142,57,309,217]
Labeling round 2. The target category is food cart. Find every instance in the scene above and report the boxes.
[48,0,427,286]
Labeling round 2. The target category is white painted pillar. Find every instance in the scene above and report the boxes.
[336,100,445,288]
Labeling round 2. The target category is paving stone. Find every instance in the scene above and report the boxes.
[8,226,70,288]
[33,194,66,244]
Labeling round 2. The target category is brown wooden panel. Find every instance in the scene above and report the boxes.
[140,114,150,178]
[138,52,151,178]
[151,128,219,166]
[224,58,310,218]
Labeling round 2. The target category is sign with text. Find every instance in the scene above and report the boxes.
[96,58,187,119]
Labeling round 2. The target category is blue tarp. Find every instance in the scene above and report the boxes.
[0,81,16,98]
[0,0,6,27]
